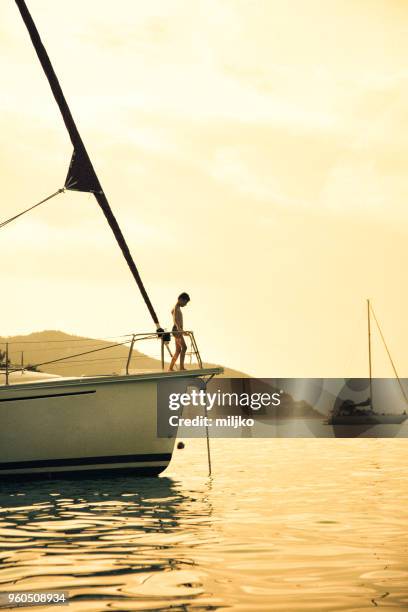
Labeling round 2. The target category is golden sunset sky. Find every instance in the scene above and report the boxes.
[1,0,408,377]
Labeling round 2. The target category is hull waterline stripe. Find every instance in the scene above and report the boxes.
[0,465,168,480]
[0,453,172,470]
[0,390,96,403]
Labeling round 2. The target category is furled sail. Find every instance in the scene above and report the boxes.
[15,0,162,330]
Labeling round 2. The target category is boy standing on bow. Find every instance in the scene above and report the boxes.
[169,292,190,371]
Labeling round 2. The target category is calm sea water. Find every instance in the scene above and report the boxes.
[1,439,408,611]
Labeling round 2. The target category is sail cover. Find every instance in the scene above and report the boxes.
[65,149,101,193]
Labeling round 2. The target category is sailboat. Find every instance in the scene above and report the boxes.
[0,0,222,479]
[327,300,408,426]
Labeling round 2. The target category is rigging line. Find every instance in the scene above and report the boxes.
[15,340,133,371]
[45,355,152,364]
[22,353,158,365]
[0,188,64,230]
[0,333,135,345]
[6,338,150,354]
[369,303,408,406]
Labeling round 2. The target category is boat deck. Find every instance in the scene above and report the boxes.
[0,367,223,391]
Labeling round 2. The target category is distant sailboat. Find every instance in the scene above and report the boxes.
[328,300,408,426]
[0,0,221,479]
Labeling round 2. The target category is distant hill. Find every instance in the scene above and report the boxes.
[0,330,248,378]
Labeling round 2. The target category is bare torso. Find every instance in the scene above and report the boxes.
[172,304,183,331]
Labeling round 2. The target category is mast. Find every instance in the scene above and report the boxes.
[15,0,162,330]
[367,298,373,410]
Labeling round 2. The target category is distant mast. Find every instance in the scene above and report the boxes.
[367,299,373,410]
[15,0,163,331]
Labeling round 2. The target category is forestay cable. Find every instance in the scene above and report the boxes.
[0,188,64,230]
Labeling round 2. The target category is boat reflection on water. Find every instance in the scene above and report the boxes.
[0,474,218,608]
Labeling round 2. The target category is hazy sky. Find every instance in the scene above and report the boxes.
[1,0,408,377]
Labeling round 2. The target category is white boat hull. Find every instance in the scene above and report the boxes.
[0,369,220,479]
